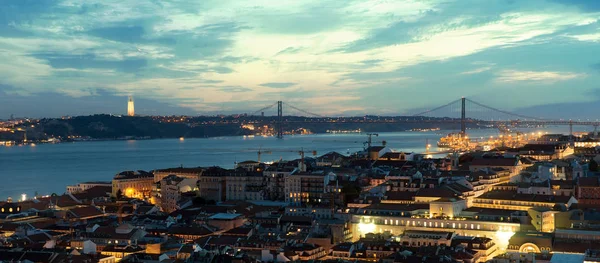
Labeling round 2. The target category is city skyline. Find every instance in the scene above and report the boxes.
[1,0,600,118]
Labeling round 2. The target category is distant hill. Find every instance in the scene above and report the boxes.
[1,114,469,142]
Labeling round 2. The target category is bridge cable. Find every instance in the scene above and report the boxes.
[250,102,279,116]
[411,98,462,117]
[283,103,325,118]
[465,99,544,121]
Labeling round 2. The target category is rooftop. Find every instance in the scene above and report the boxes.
[470,158,518,167]
[477,190,572,203]
[114,170,154,180]
[208,213,243,220]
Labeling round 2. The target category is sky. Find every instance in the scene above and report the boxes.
[0,0,599,119]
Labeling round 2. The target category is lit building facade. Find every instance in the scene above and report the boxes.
[112,171,154,200]
[527,207,557,233]
[350,203,520,250]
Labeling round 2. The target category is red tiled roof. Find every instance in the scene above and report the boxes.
[579,177,600,187]
[415,188,458,198]
[385,191,416,201]
[206,235,241,246]
[26,232,51,243]
[68,206,104,219]
[168,225,215,236]
[223,226,253,236]
[72,186,111,200]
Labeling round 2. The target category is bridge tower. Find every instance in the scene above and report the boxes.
[461,97,466,137]
[276,101,283,139]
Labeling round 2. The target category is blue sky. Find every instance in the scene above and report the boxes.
[0,0,599,118]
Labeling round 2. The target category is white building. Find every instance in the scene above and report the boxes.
[67,181,111,194]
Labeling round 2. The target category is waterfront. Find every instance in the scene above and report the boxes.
[0,128,569,200]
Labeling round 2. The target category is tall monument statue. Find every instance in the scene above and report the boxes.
[127,96,135,116]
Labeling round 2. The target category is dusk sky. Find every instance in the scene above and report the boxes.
[1,0,599,118]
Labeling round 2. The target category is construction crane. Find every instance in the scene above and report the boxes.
[364,133,379,149]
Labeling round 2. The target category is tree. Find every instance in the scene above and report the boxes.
[192,197,207,206]
[590,159,599,172]
[116,189,123,199]
[341,183,361,205]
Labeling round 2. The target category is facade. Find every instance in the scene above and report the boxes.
[235,160,261,171]
[285,205,334,219]
[527,207,558,233]
[516,144,574,161]
[112,171,154,200]
[225,172,265,201]
[472,190,576,211]
[263,165,295,201]
[284,171,338,205]
[83,224,147,249]
[574,138,600,148]
[196,167,229,202]
[429,198,468,218]
[153,167,203,183]
[351,203,521,249]
[398,230,454,247]
[159,175,197,213]
[67,181,112,194]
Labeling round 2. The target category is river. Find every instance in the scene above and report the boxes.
[0,128,570,200]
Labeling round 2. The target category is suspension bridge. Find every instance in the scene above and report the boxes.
[237,98,600,138]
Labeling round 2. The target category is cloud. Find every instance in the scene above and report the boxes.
[219,86,253,93]
[275,47,305,56]
[569,33,600,42]
[461,67,493,75]
[259,82,297,88]
[1,0,600,117]
[88,26,147,43]
[34,53,147,73]
[549,0,600,12]
[495,69,586,83]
